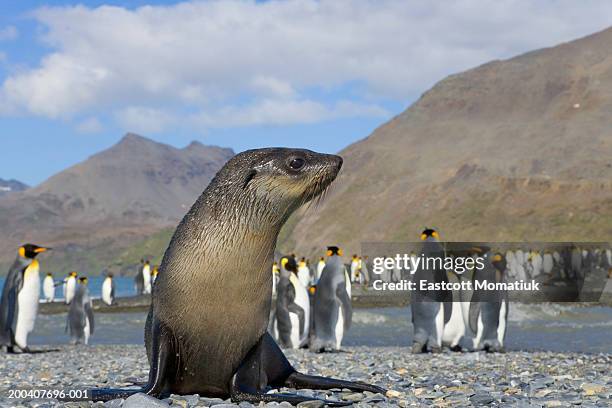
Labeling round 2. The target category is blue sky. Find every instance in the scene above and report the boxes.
[1,1,611,186]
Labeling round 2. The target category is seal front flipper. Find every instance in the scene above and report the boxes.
[230,333,350,406]
[89,318,174,401]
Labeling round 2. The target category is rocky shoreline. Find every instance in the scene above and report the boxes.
[0,345,609,407]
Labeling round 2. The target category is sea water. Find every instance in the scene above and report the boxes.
[0,276,140,301]
[19,303,612,353]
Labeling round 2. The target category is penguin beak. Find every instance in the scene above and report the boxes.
[35,247,51,253]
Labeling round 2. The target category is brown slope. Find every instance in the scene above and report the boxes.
[0,133,233,273]
[282,27,612,258]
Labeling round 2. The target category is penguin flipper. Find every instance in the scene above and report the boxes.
[336,284,352,331]
[286,302,305,337]
[6,287,17,334]
[443,301,452,325]
[468,301,480,334]
[89,318,173,401]
[85,301,95,335]
[230,333,350,406]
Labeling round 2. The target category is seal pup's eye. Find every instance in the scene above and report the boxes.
[288,157,305,171]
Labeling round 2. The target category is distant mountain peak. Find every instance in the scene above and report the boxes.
[185,140,205,149]
[116,132,154,147]
[0,178,29,196]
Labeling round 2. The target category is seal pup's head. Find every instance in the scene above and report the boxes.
[204,148,342,229]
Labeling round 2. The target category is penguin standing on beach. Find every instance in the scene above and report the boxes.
[441,254,474,352]
[315,257,326,283]
[411,228,451,353]
[469,250,508,352]
[151,265,159,286]
[311,246,352,351]
[67,277,95,345]
[134,260,145,295]
[63,271,77,304]
[43,272,55,302]
[267,262,280,340]
[0,244,51,353]
[142,260,152,294]
[101,274,115,306]
[297,258,311,288]
[275,256,310,349]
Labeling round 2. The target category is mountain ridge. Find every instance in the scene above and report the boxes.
[0,133,234,274]
[281,27,612,257]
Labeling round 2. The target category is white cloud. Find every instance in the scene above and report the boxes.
[75,116,103,133]
[193,98,390,129]
[0,26,18,41]
[115,106,178,134]
[0,0,611,127]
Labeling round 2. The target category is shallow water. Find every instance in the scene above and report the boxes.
[0,276,142,301]
[26,304,612,353]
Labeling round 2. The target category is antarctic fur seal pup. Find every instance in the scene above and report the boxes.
[90,148,384,405]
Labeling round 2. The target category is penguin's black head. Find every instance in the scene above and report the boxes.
[281,255,298,272]
[79,276,88,285]
[107,273,114,278]
[46,272,53,277]
[420,228,439,241]
[19,243,51,259]
[491,252,506,273]
[326,246,343,257]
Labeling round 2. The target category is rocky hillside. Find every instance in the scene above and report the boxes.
[281,27,612,257]
[0,134,233,273]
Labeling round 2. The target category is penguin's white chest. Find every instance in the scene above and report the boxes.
[143,266,152,294]
[289,275,310,347]
[65,278,76,303]
[297,267,310,288]
[15,265,40,348]
[102,279,113,305]
[43,276,55,301]
[83,311,92,345]
[497,300,507,346]
[442,301,466,347]
[335,303,344,349]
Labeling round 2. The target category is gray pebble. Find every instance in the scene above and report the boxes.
[123,393,170,408]
[469,393,495,405]
[296,401,324,408]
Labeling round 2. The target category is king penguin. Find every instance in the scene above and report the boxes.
[134,259,145,295]
[441,252,473,352]
[275,256,310,349]
[101,273,115,306]
[297,257,311,288]
[469,250,508,352]
[411,228,451,353]
[67,277,95,345]
[63,271,77,304]
[311,246,352,352]
[315,257,326,283]
[0,244,51,353]
[43,272,55,302]
[151,265,159,286]
[267,262,280,340]
[142,260,152,294]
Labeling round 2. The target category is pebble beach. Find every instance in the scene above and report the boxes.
[1,345,609,407]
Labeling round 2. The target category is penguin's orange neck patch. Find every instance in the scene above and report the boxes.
[18,247,26,258]
[25,259,40,277]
